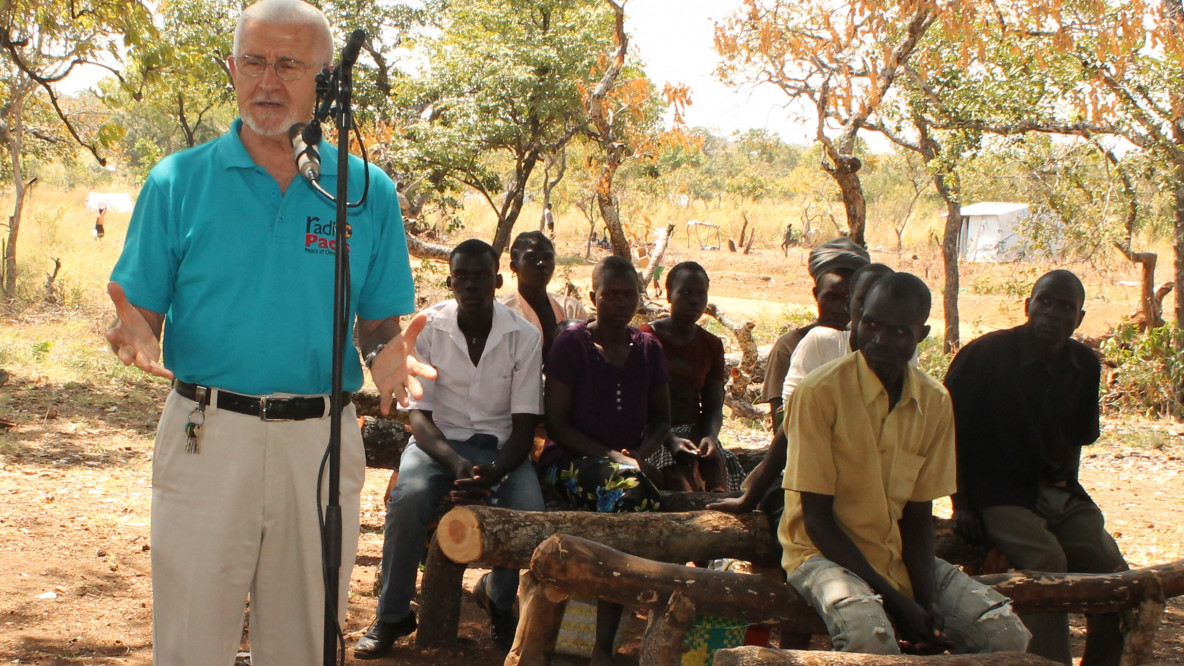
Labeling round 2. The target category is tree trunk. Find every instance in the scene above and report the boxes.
[529,534,827,630]
[655,490,740,512]
[704,304,758,377]
[529,536,1184,660]
[359,416,409,469]
[640,223,676,294]
[506,572,569,666]
[436,505,780,568]
[825,159,867,247]
[540,148,567,232]
[415,532,468,649]
[587,0,630,260]
[434,504,991,573]
[639,590,697,666]
[491,149,541,256]
[404,231,452,262]
[1114,244,1163,330]
[1123,591,1166,665]
[4,96,27,300]
[713,647,1057,665]
[532,535,1184,618]
[974,560,1184,615]
[1174,108,1184,344]
[1175,158,1184,350]
[940,192,962,353]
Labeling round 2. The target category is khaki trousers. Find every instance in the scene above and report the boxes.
[150,389,365,666]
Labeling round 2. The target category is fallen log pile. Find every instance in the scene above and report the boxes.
[511,534,1184,666]
[416,496,784,648]
[416,504,994,649]
[712,647,1058,665]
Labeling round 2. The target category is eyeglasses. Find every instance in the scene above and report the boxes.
[229,54,310,82]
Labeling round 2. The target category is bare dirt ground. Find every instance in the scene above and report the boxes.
[2,243,1183,665]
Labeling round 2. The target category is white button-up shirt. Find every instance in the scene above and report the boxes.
[783,327,851,407]
[405,300,543,447]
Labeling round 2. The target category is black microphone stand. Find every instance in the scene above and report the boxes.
[308,29,366,666]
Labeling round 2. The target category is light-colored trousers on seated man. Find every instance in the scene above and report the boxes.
[788,556,1032,655]
[151,390,365,666]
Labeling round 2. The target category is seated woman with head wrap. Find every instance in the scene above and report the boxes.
[761,237,869,428]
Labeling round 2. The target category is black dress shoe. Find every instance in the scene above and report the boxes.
[473,573,517,652]
[353,611,417,660]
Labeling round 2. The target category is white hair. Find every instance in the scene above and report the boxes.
[233,0,334,65]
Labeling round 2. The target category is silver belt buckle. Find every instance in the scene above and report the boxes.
[259,396,289,422]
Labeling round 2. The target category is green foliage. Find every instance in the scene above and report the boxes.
[385,0,619,247]
[30,340,53,361]
[967,267,1040,298]
[638,128,810,210]
[777,305,817,332]
[1101,323,1184,420]
[412,257,449,309]
[916,336,952,383]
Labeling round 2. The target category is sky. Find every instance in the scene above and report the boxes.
[624,0,816,145]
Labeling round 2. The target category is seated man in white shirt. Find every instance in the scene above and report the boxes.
[355,239,545,658]
[782,263,896,406]
[712,263,895,519]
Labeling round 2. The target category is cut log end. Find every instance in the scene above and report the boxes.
[437,505,483,563]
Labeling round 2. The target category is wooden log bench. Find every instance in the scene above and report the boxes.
[413,492,781,648]
[515,534,1184,666]
[414,503,995,649]
[712,647,1058,665]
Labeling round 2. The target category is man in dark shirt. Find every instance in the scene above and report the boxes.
[945,269,1126,666]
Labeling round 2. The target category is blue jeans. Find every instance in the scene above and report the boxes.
[374,435,545,622]
[788,556,1031,655]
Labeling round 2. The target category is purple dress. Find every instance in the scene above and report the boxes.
[538,322,667,512]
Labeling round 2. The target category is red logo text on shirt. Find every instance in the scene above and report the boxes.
[305,216,351,254]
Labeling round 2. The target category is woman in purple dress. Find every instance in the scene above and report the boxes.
[538,255,668,665]
[538,255,668,512]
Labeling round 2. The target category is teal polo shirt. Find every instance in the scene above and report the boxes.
[111,119,415,395]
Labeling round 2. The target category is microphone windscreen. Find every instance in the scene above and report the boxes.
[341,30,366,67]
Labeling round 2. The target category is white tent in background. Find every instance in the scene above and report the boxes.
[85,192,135,212]
[957,202,1033,263]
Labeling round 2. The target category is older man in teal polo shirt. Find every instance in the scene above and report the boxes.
[104,1,433,664]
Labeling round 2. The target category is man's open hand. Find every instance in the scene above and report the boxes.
[105,282,172,379]
[371,312,438,414]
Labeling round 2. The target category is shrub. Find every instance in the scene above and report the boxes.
[1100,323,1184,419]
[917,336,953,383]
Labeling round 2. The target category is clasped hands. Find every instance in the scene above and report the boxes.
[449,458,504,504]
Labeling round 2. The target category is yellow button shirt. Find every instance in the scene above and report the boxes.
[778,351,956,598]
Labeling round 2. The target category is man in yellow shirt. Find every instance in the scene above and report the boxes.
[780,273,1030,655]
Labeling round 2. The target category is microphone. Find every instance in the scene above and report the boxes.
[341,30,366,68]
[289,122,321,182]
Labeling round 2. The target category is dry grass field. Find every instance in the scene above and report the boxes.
[1,184,1182,664]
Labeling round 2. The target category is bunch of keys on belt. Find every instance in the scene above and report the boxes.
[185,404,206,453]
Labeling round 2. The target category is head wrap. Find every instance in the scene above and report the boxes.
[808,237,870,281]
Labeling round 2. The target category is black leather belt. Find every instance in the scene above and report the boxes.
[174,381,351,421]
